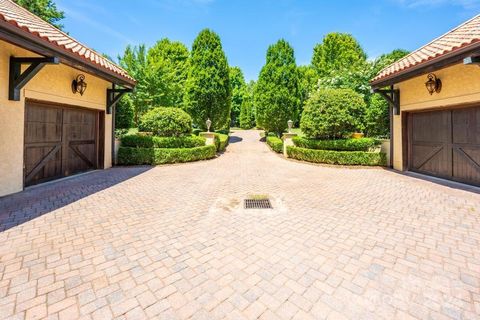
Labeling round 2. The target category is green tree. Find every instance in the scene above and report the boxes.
[14,0,65,29]
[229,67,247,127]
[254,39,300,136]
[115,95,134,129]
[118,45,159,126]
[184,29,231,131]
[239,81,255,129]
[312,33,367,77]
[147,39,189,107]
[297,65,317,121]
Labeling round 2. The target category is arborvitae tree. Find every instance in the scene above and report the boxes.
[14,0,65,29]
[254,39,300,136]
[229,67,246,127]
[147,39,189,107]
[239,81,255,129]
[312,33,367,77]
[184,29,231,130]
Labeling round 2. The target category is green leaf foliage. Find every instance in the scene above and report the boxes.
[184,29,231,131]
[121,134,205,149]
[115,98,134,129]
[312,33,367,77]
[300,88,366,139]
[254,39,300,136]
[214,133,229,152]
[117,145,216,165]
[139,107,192,137]
[266,136,283,153]
[147,39,190,107]
[287,146,386,166]
[293,137,379,151]
[229,67,247,127]
[364,94,390,138]
[14,0,65,29]
[239,81,256,129]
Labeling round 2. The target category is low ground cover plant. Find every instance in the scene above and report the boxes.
[287,146,386,166]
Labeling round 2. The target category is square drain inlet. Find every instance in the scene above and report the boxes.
[244,198,273,209]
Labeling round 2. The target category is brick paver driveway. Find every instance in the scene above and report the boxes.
[1,130,479,320]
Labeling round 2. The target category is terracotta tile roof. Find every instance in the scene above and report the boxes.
[0,0,135,84]
[372,14,480,85]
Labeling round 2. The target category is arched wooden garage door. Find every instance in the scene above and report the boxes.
[408,106,480,186]
[24,101,103,187]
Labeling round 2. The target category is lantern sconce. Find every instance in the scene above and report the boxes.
[72,74,87,96]
[425,73,441,95]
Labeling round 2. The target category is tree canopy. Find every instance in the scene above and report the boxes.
[14,0,65,29]
[254,39,300,136]
[183,29,231,131]
[147,39,190,107]
[312,33,367,77]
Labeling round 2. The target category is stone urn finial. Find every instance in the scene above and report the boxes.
[206,118,212,132]
[287,120,293,133]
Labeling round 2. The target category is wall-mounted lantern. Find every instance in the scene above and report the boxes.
[425,73,441,95]
[72,74,87,96]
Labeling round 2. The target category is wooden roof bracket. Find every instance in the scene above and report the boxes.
[9,56,59,101]
[107,84,133,114]
[372,86,400,115]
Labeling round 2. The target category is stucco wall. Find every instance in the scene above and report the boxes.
[0,39,113,197]
[392,63,480,170]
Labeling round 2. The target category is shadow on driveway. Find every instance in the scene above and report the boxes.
[0,166,152,232]
[229,135,243,143]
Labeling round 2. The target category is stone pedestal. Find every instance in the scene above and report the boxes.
[282,133,297,157]
[200,132,216,146]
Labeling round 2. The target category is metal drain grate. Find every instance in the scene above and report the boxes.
[244,198,273,209]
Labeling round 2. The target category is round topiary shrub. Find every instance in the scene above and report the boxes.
[139,107,192,137]
[300,88,366,139]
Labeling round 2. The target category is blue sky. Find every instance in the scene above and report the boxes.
[56,0,480,81]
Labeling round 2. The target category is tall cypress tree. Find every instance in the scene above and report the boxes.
[254,39,300,136]
[184,29,231,130]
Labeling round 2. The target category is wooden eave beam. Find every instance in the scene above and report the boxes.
[372,87,400,115]
[107,87,132,114]
[9,56,59,101]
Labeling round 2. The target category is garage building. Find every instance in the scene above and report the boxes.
[371,15,480,186]
[0,0,135,197]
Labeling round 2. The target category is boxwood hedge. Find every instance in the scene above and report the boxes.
[266,136,283,153]
[117,145,216,165]
[215,133,229,152]
[121,134,206,149]
[292,137,379,151]
[287,146,386,166]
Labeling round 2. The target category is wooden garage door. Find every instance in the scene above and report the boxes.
[408,106,480,186]
[24,101,100,187]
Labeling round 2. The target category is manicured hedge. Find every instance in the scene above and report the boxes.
[292,137,379,152]
[266,136,283,153]
[121,134,206,149]
[287,146,386,166]
[215,133,229,152]
[139,107,192,137]
[117,145,216,165]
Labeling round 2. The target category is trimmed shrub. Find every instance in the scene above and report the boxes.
[266,136,283,153]
[121,134,205,149]
[215,133,229,152]
[292,137,379,151]
[139,107,192,137]
[300,88,366,139]
[287,146,386,166]
[117,145,216,165]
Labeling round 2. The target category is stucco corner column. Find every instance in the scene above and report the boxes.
[282,133,297,157]
[200,132,216,146]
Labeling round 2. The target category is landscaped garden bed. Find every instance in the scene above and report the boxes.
[266,136,283,153]
[117,107,220,165]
